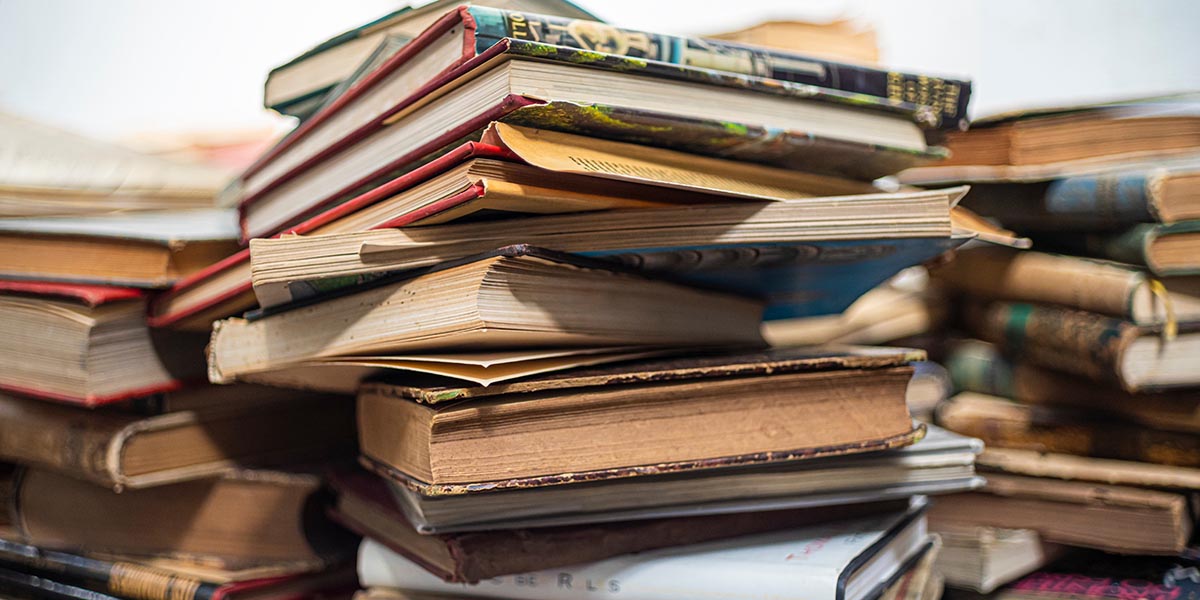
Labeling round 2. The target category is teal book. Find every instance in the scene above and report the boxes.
[960,164,1200,232]
[1035,220,1200,276]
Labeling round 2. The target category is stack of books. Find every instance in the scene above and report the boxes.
[0,117,361,598]
[207,4,981,599]
[0,3,999,599]
[897,97,1200,596]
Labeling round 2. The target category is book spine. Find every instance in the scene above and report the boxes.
[963,301,1140,387]
[0,400,123,489]
[0,539,219,600]
[1043,171,1158,225]
[1011,573,1185,599]
[467,6,970,130]
[944,341,1013,398]
[1036,225,1155,270]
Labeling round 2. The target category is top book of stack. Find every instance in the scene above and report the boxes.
[236,5,971,241]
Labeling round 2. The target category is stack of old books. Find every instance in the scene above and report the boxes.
[191,2,985,598]
[0,114,361,598]
[897,97,1200,596]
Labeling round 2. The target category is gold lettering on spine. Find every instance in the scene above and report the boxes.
[507,12,531,40]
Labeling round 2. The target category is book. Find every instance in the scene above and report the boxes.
[935,527,1063,594]
[930,98,1200,168]
[0,280,205,406]
[266,5,969,127]
[948,343,1200,435]
[705,18,880,65]
[357,502,933,600]
[374,420,980,533]
[263,0,601,117]
[927,473,1193,555]
[246,187,965,317]
[0,537,355,600]
[978,447,1200,490]
[331,468,908,583]
[148,124,888,330]
[931,247,1200,325]
[239,12,947,239]
[1035,220,1200,276]
[947,163,1200,231]
[208,247,766,387]
[0,209,239,288]
[962,299,1200,391]
[0,388,354,490]
[0,111,225,218]
[7,466,354,566]
[356,348,921,492]
[936,392,1200,468]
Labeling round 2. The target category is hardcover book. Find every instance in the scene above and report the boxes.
[0,280,205,406]
[0,389,354,490]
[934,527,1063,594]
[7,467,355,566]
[962,299,1200,391]
[989,553,1200,600]
[1035,220,1200,276]
[357,502,933,600]
[928,472,1193,555]
[0,209,240,288]
[931,246,1200,325]
[355,347,922,494]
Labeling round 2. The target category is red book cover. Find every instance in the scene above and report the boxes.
[0,279,144,307]
[148,141,516,328]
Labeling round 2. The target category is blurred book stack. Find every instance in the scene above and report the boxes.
[897,97,1200,596]
[0,2,997,599]
[0,115,361,598]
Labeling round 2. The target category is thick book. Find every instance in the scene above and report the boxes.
[0,209,239,288]
[0,388,354,490]
[247,187,965,318]
[265,4,969,127]
[375,420,980,534]
[935,527,1063,594]
[358,502,932,600]
[331,468,907,583]
[263,0,601,116]
[238,9,945,239]
[1035,220,1200,276]
[0,111,225,218]
[0,537,355,600]
[962,299,1200,391]
[948,164,1200,231]
[0,280,205,406]
[928,473,1194,555]
[978,447,1200,491]
[936,392,1200,469]
[932,246,1200,325]
[147,125,886,330]
[922,98,1200,168]
[947,341,1200,435]
[208,247,766,388]
[8,467,354,566]
[356,347,920,493]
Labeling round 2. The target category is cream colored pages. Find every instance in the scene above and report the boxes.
[484,122,873,199]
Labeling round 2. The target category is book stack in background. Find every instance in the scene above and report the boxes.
[0,113,362,599]
[197,3,983,599]
[895,97,1200,597]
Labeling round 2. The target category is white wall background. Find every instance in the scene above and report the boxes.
[1,0,1197,141]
